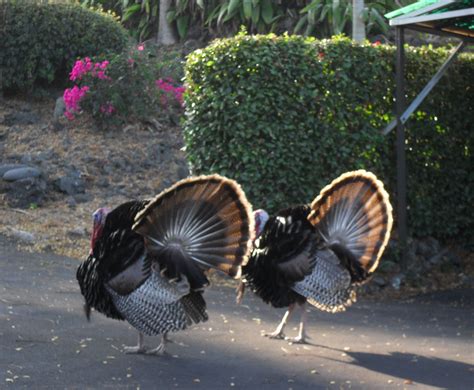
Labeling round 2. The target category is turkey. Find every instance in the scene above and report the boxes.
[77,174,253,355]
[237,170,393,343]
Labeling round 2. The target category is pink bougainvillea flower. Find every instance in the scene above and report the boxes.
[100,103,115,115]
[70,58,110,81]
[70,57,94,81]
[156,79,185,107]
[63,85,90,119]
[137,44,145,51]
[372,40,381,46]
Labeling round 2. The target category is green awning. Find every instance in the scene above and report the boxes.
[385,0,474,38]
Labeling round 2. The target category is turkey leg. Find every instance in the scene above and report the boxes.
[286,303,310,344]
[145,333,168,356]
[123,332,146,354]
[265,303,296,339]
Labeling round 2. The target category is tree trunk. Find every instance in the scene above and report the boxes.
[352,0,366,43]
[157,0,177,45]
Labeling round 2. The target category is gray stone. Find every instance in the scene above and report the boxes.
[3,177,47,208]
[3,167,42,181]
[9,229,36,243]
[66,197,77,208]
[372,275,387,287]
[0,164,27,176]
[56,175,85,195]
[428,248,449,265]
[3,111,41,126]
[96,177,110,188]
[20,154,33,165]
[74,194,93,203]
[177,164,189,180]
[53,97,66,119]
[390,274,404,290]
[67,227,88,238]
[416,237,441,259]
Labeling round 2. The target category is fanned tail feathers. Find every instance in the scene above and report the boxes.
[308,170,393,279]
[133,175,254,290]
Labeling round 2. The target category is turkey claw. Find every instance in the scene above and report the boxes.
[285,335,309,344]
[264,332,285,340]
[145,344,166,356]
[123,345,146,354]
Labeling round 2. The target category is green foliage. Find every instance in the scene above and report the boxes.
[169,0,414,40]
[184,34,473,241]
[81,0,159,41]
[0,2,129,91]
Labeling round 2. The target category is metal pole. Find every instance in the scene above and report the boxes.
[396,27,408,270]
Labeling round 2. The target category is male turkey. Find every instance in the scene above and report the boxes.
[237,170,393,343]
[77,174,253,355]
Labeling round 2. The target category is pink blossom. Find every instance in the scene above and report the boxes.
[372,40,381,46]
[137,44,145,51]
[100,103,115,115]
[156,79,185,107]
[70,58,110,81]
[63,85,90,119]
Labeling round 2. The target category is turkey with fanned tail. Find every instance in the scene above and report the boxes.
[77,174,253,355]
[237,170,393,344]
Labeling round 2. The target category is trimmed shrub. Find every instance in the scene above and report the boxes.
[184,34,473,241]
[0,2,129,91]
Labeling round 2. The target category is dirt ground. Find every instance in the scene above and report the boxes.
[0,97,188,260]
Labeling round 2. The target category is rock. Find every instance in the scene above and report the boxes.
[372,275,387,287]
[53,97,66,120]
[20,154,33,165]
[428,248,449,265]
[390,274,404,290]
[96,177,110,188]
[3,111,41,126]
[3,167,42,181]
[66,197,77,208]
[74,193,93,203]
[177,164,189,180]
[67,227,88,238]
[0,163,27,176]
[3,177,47,208]
[416,237,441,259]
[9,228,36,243]
[56,174,86,195]
[379,260,399,273]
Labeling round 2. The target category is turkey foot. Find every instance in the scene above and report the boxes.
[264,330,286,339]
[123,332,146,354]
[285,333,309,344]
[286,303,309,344]
[264,303,296,340]
[145,334,168,356]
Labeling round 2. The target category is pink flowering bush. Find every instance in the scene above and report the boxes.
[63,44,185,127]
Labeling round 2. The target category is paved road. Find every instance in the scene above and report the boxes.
[1,237,473,389]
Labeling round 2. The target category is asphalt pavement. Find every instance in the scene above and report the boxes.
[1,236,473,389]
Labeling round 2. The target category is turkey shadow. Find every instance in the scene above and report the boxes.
[324,348,473,389]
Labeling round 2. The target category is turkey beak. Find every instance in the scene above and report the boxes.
[84,303,91,321]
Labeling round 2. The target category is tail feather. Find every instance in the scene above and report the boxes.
[132,175,254,287]
[308,170,393,279]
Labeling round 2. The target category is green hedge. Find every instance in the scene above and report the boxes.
[184,34,473,241]
[0,2,129,91]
